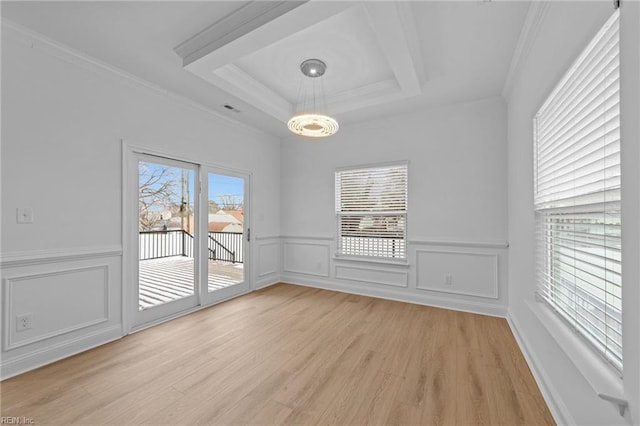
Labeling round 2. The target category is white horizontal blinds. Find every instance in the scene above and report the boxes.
[536,206,622,370]
[535,11,620,209]
[336,164,407,259]
[534,11,622,373]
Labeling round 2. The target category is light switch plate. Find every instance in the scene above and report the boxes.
[17,208,34,224]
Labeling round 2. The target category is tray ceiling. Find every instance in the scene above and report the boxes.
[2,1,530,138]
[176,2,425,123]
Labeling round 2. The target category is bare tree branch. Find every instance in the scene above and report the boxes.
[218,194,243,211]
[138,165,177,231]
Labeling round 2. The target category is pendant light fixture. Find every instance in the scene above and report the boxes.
[287,59,339,138]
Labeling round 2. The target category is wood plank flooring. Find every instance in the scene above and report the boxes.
[0,284,554,425]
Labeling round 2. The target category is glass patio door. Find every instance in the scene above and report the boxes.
[200,168,250,304]
[134,153,200,327]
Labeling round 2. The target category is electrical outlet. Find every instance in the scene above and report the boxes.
[16,208,34,224]
[444,274,453,286]
[16,313,32,332]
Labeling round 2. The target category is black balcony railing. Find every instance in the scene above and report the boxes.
[139,230,243,263]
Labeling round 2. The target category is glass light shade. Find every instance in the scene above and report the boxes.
[287,113,339,138]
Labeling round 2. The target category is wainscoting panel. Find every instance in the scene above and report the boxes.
[280,236,508,317]
[257,241,279,278]
[416,249,499,299]
[1,248,122,379]
[255,238,280,290]
[4,266,109,350]
[283,241,330,277]
[335,263,408,288]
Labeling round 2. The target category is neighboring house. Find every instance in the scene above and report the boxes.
[208,210,243,233]
[225,209,244,224]
[209,222,243,233]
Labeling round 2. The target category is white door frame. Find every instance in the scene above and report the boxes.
[200,166,251,306]
[122,140,253,334]
[132,152,201,328]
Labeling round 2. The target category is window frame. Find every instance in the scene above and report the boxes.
[533,10,622,374]
[335,161,409,263]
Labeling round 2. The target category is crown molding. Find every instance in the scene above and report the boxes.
[502,1,551,100]
[1,18,271,139]
[179,1,425,124]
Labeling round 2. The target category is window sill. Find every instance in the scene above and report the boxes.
[526,299,626,410]
[333,255,410,268]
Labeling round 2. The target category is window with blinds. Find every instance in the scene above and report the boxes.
[534,11,621,373]
[335,163,408,260]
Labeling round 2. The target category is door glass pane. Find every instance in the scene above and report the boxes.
[138,161,195,310]
[207,173,244,292]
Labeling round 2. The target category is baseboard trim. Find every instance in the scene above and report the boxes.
[507,312,573,425]
[255,277,280,290]
[281,274,507,318]
[0,325,122,380]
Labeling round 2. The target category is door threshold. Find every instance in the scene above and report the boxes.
[130,288,252,334]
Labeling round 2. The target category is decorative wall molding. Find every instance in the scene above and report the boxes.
[281,235,508,249]
[0,246,122,268]
[3,265,110,351]
[257,241,279,278]
[254,234,281,241]
[1,18,269,139]
[269,236,509,249]
[415,249,499,299]
[0,325,122,381]
[335,264,408,288]
[502,1,551,99]
[409,239,508,249]
[333,256,409,268]
[281,235,334,241]
[281,276,507,318]
[283,241,331,277]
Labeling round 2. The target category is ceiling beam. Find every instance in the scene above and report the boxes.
[362,2,423,96]
[174,1,307,67]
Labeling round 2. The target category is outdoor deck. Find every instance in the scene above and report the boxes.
[138,256,244,310]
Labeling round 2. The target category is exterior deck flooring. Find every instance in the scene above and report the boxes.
[138,256,243,310]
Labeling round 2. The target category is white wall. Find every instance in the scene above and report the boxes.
[0,23,282,378]
[4,6,639,423]
[506,2,640,424]
[280,97,509,316]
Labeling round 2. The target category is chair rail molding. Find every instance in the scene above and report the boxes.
[0,246,122,268]
[408,239,509,249]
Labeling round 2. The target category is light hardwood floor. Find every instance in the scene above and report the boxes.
[1,284,554,425]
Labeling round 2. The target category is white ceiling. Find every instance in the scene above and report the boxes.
[1,1,530,139]
[234,5,394,104]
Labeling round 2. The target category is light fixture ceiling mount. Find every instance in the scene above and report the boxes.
[287,58,339,138]
[300,59,327,78]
